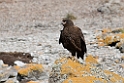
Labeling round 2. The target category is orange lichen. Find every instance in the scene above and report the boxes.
[85,55,98,64]
[5,80,15,83]
[96,35,100,40]
[103,36,113,45]
[102,33,124,45]
[63,76,107,83]
[100,34,121,45]
[102,28,111,34]
[18,64,43,76]
[104,70,124,82]
[27,81,39,83]
[96,28,124,46]
[56,56,98,77]
[54,56,124,83]
[115,42,121,48]
[14,65,20,70]
[97,38,104,42]
[55,56,98,77]
[60,58,91,76]
[98,42,105,46]
[116,33,124,38]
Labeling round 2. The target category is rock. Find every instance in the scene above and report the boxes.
[0,0,124,82]
[115,42,122,49]
[17,64,48,81]
[97,0,123,14]
[26,81,39,83]
[115,59,119,63]
[32,58,38,63]
[49,56,124,83]
[0,66,18,82]
[121,56,124,61]
[97,4,111,14]
[19,79,31,83]
[96,28,124,53]
[4,77,19,83]
[82,30,89,35]
[119,43,124,53]
[119,64,124,69]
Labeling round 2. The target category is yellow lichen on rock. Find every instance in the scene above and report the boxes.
[59,58,91,76]
[104,70,124,82]
[103,35,114,45]
[53,56,104,83]
[116,33,124,38]
[63,76,107,83]
[18,64,43,76]
[59,55,98,76]
[102,28,111,34]
[102,33,124,45]
[14,65,20,70]
[4,80,15,83]
[115,42,122,48]
[97,28,124,46]
[51,56,124,83]
[98,42,105,46]
[85,55,98,64]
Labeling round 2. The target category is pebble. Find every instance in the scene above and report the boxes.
[0,60,4,67]
[119,43,124,53]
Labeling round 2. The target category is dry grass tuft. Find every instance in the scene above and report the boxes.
[65,13,77,20]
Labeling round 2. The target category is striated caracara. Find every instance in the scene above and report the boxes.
[59,18,87,60]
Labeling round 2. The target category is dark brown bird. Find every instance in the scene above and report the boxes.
[0,52,33,66]
[59,18,87,59]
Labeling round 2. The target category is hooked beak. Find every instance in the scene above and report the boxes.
[61,21,66,25]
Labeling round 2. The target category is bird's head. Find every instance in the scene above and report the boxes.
[61,18,74,27]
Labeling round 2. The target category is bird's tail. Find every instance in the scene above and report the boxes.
[77,51,84,60]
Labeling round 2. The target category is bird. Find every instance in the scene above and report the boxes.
[59,18,87,60]
[0,52,33,66]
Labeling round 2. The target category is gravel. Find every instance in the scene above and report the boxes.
[0,0,124,82]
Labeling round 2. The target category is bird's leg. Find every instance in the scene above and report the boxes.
[67,52,77,61]
[72,53,76,61]
[67,51,73,58]
[67,56,76,61]
[72,56,76,61]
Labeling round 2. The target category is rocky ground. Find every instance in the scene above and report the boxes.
[0,0,124,83]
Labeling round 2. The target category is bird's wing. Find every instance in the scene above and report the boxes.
[81,36,87,53]
[77,27,87,53]
[69,37,82,51]
[67,27,82,51]
[59,30,63,44]
[79,29,87,53]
